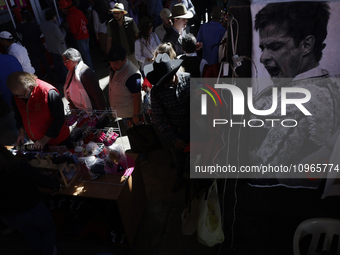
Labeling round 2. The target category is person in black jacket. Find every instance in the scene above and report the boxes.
[163,3,193,56]
[0,143,60,255]
[179,33,207,77]
[106,3,139,68]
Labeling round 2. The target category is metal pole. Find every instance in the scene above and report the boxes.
[4,0,16,29]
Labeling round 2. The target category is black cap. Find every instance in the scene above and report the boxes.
[107,45,126,61]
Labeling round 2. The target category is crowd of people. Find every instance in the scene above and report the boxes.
[0,2,225,253]
[0,0,227,172]
[1,0,226,82]
[0,1,226,161]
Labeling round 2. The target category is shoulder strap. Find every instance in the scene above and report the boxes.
[65,71,75,90]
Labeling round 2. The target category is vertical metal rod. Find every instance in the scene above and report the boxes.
[5,0,16,29]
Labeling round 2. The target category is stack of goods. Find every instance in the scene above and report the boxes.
[66,109,112,128]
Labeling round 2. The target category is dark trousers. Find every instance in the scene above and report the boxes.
[29,50,53,79]
[51,53,68,83]
[154,125,189,178]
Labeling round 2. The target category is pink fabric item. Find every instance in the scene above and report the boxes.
[105,155,135,175]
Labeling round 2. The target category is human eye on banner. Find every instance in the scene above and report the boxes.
[190,0,340,191]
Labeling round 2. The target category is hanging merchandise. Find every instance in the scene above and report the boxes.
[197,181,225,247]
[68,109,115,144]
[66,112,78,126]
[87,113,99,127]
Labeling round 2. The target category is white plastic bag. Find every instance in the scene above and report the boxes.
[197,181,225,247]
[181,193,201,235]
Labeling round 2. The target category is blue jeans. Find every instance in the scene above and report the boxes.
[1,201,56,255]
[77,38,93,70]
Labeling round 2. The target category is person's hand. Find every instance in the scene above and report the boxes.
[16,128,26,145]
[174,138,187,151]
[33,136,51,150]
[96,33,99,41]
[196,42,203,51]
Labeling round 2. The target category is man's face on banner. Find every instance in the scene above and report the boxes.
[259,24,304,80]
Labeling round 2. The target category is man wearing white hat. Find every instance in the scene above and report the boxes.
[107,3,139,68]
[163,3,193,56]
[0,31,35,74]
[154,8,172,42]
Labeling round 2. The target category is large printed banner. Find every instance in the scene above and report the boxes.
[251,0,340,89]
[190,1,340,192]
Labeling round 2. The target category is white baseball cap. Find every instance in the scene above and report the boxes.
[0,31,13,40]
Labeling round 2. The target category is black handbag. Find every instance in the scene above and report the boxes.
[0,92,12,117]
[126,124,163,153]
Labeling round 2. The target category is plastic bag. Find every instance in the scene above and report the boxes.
[181,193,201,235]
[106,144,126,164]
[83,156,106,180]
[197,181,225,247]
